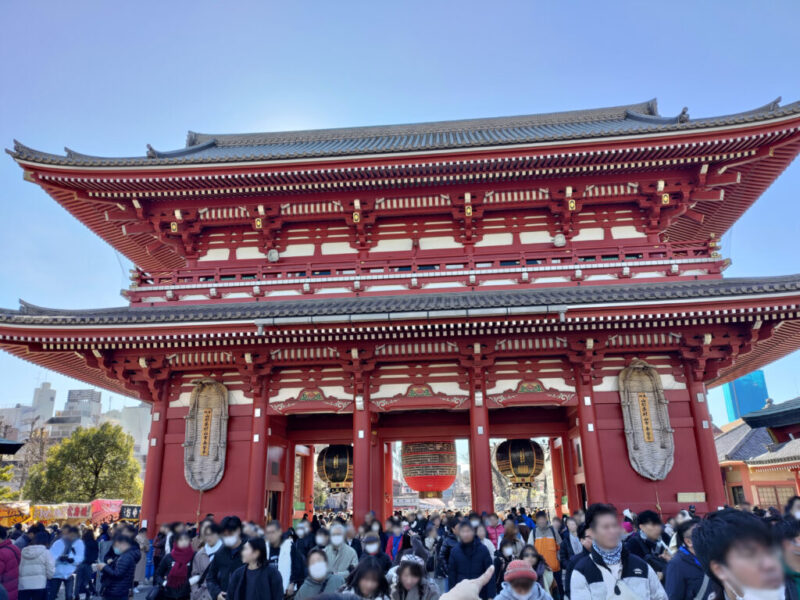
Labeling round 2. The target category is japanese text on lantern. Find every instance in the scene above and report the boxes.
[200,408,213,456]
[637,392,654,443]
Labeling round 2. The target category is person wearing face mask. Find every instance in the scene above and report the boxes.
[206,516,246,600]
[494,560,552,600]
[190,523,223,600]
[500,519,525,559]
[494,538,520,590]
[295,549,344,600]
[410,513,429,538]
[371,522,388,550]
[664,517,717,600]
[264,521,304,596]
[95,535,140,600]
[294,522,314,562]
[315,528,330,549]
[155,531,195,600]
[324,523,358,578]
[785,497,800,521]
[693,508,785,600]
[775,516,800,600]
[569,503,666,600]
[362,533,393,574]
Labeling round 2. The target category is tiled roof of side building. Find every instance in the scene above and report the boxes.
[747,438,800,466]
[742,396,800,429]
[2,274,800,326]
[8,98,800,167]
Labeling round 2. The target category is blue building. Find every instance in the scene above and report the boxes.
[723,370,769,422]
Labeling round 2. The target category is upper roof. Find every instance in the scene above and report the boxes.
[9,98,800,167]
[715,422,773,462]
[742,396,800,429]
[2,273,800,327]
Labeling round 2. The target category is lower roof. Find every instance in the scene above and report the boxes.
[3,274,800,327]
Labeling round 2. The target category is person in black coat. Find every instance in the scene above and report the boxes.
[664,518,717,600]
[436,518,459,582]
[227,538,283,600]
[96,535,141,600]
[360,534,392,574]
[624,510,670,579]
[447,521,495,600]
[75,529,99,600]
[294,522,314,563]
[207,517,246,600]
[345,524,362,559]
[563,524,592,600]
[155,532,195,600]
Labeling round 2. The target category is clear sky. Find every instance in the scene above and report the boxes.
[1,0,798,421]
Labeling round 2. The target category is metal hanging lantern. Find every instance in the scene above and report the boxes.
[317,444,354,493]
[495,438,544,488]
[401,441,457,499]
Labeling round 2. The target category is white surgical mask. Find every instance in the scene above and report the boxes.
[470,520,480,528]
[330,534,344,546]
[793,510,800,521]
[308,562,328,580]
[371,523,381,532]
[222,535,239,548]
[365,543,380,554]
[502,547,514,557]
[315,535,326,546]
[722,568,785,600]
[295,528,306,538]
[205,540,223,555]
[512,591,530,600]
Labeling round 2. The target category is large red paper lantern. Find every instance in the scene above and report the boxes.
[401,441,457,499]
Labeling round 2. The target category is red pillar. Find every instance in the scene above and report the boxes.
[684,365,727,511]
[301,446,315,516]
[141,397,168,532]
[574,368,608,503]
[793,469,800,495]
[469,369,493,514]
[560,434,580,515]
[246,384,270,523]
[382,442,393,522]
[549,438,565,518]
[281,444,296,529]
[352,404,372,525]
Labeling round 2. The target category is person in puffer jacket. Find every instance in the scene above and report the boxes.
[0,526,22,600]
[19,533,53,600]
[96,535,141,600]
[494,560,552,600]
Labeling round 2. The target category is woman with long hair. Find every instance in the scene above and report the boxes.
[226,538,283,600]
[155,531,195,600]
[340,556,390,600]
[390,555,439,600]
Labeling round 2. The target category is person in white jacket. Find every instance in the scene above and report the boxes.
[47,526,84,600]
[19,532,54,600]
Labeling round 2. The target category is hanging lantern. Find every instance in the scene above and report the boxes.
[317,445,354,493]
[401,441,457,499]
[495,439,544,488]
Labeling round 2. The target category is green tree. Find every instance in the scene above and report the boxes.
[23,422,142,503]
[0,465,16,501]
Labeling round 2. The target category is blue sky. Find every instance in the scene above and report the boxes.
[1,0,798,421]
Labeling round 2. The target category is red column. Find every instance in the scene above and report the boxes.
[793,469,800,495]
[302,446,315,516]
[574,368,608,503]
[469,369,493,513]
[684,365,727,511]
[281,444,296,529]
[141,397,168,532]
[352,403,372,525]
[549,438,565,518]
[560,434,580,515]
[246,384,270,523]
[383,443,393,523]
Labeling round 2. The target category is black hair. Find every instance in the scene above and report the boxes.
[675,517,699,548]
[534,511,547,520]
[585,503,618,530]
[395,560,425,600]
[773,515,800,544]
[577,523,589,540]
[244,537,267,567]
[637,510,662,527]
[205,523,222,535]
[520,544,542,565]
[446,517,459,531]
[785,496,800,515]
[220,515,242,533]
[0,526,8,540]
[345,556,390,599]
[307,547,328,563]
[265,520,282,532]
[457,519,474,530]
[692,508,774,574]
[81,529,94,544]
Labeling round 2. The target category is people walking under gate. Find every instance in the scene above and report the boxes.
[447,521,495,600]
[436,519,459,594]
[499,519,524,558]
[485,515,503,550]
[569,503,666,600]
[325,523,358,578]
[295,549,344,600]
[206,517,246,600]
[18,532,53,600]
[264,521,304,596]
[294,522,314,563]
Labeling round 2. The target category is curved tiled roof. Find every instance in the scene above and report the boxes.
[742,396,800,428]
[2,274,800,326]
[715,423,773,462]
[8,98,800,167]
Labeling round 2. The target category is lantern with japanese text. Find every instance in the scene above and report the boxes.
[316,445,354,493]
[495,439,544,488]
[401,441,457,499]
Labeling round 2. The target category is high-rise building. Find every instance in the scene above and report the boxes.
[723,370,769,422]
[32,382,55,423]
[45,388,102,443]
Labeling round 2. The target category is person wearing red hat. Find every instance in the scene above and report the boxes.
[494,560,552,600]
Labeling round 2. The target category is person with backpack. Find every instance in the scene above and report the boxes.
[527,513,561,598]
[295,548,345,600]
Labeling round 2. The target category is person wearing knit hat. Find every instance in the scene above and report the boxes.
[494,560,552,600]
[361,533,393,574]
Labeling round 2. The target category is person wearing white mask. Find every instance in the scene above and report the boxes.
[362,533,393,573]
[190,523,223,600]
[315,528,330,549]
[786,496,800,521]
[205,516,246,600]
[295,521,314,561]
[693,508,785,600]
[295,548,345,600]
[324,523,358,577]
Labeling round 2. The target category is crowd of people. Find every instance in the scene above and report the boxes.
[0,495,797,600]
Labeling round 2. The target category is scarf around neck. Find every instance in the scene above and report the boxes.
[167,545,195,588]
[592,540,623,565]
